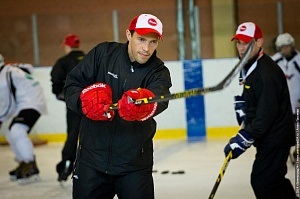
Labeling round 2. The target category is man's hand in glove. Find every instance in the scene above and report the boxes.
[224,130,254,159]
[118,88,157,121]
[234,95,246,125]
[80,83,114,121]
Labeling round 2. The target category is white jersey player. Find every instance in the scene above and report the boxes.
[272,33,300,164]
[0,54,47,184]
[272,33,300,116]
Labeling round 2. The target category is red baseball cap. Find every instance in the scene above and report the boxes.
[128,14,163,39]
[62,34,80,47]
[231,22,263,42]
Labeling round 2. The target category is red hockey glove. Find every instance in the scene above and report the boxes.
[80,83,114,121]
[118,88,157,121]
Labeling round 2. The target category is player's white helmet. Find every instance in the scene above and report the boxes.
[0,54,4,67]
[275,33,295,49]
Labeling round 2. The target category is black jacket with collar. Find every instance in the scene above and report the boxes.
[51,50,85,96]
[242,53,295,147]
[64,41,172,175]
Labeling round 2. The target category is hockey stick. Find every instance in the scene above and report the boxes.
[208,151,233,199]
[208,122,245,198]
[59,160,71,188]
[109,40,255,110]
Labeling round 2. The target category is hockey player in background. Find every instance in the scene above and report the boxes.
[50,34,85,183]
[0,54,47,184]
[272,33,300,118]
[272,32,300,162]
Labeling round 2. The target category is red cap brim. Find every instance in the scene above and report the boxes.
[231,34,253,42]
[135,28,163,40]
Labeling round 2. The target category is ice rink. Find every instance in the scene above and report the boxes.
[0,139,296,199]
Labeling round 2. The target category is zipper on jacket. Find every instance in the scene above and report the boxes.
[105,119,115,174]
[122,65,134,89]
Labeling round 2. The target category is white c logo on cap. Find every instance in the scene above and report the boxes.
[148,18,157,26]
[240,25,247,32]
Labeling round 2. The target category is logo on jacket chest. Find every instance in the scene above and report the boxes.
[244,84,251,89]
[107,71,118,79]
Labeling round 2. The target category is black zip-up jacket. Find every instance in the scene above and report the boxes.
[51,50,85,96]
[64,42,172,175]
[242,52,295,148]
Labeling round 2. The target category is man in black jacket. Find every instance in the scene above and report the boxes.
[50,34,85,183]
[64,14,172,199]
[224,22,296,198]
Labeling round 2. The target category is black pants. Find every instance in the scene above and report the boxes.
[72,161,154,199]
[61,107,82,162]
[251,146,296,199]
[9,109,40,132]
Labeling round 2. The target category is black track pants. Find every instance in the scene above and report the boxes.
[72,161,154,199]
[62,107,81,162]
[251,146,296,199]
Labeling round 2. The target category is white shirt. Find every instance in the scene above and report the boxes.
[272,50,300,114]
[0,64,47,122]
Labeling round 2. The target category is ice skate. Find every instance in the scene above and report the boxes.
[16,161,40,185]
[9,162,23,181]
[56,160,72,186]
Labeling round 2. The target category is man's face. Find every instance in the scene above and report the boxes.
[127,30,160,64]
[279,45,293,57]
[235,38,263,59]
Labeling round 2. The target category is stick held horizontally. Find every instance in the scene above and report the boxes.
[109,40,255,110]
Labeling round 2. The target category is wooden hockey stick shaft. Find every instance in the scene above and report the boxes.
[208,151,233,199]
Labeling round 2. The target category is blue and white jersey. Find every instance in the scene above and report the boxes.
[0,63,47,122]
[272,51,300,114]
